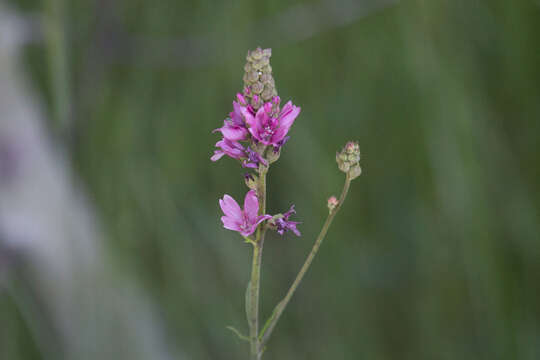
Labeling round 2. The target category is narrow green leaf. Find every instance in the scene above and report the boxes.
[226,326,250,342]
[259,302,280,341]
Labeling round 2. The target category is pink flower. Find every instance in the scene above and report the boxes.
[219,190,271,237]
[211,139,267,169]
[242,147,268,169]
[211,138,245,162]
[241,97,301,146]
[213,101,249,141]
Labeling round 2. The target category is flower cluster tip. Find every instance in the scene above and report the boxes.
[213,47,302,238]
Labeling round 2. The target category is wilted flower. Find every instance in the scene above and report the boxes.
[219,190,271,237]
[273,205,301,236]
[242,99,300,146]
[244,173,257,190]
[243,146,268,169]
[211,138,268,170]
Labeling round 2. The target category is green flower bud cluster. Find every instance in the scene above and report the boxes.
[243,47,278,110]
[336,141,362,179]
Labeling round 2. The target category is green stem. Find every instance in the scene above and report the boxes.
[248,167,268,359]
[259,173,352,348]
[248,242,263,359]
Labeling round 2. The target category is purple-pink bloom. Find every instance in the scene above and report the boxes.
[211,138,268,169]
[275,205,301,236]
[242,147,268,169]
[219,190,271,237]
[236,93,247,106]
[213,101,249,141]
[211,138,245,162]
[272,136,290,153]
[241,97,301,146]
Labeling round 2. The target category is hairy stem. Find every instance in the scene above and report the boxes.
[248,167,268,359]
[259,173,352,348]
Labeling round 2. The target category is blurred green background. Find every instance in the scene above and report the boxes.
[3,0,540,359]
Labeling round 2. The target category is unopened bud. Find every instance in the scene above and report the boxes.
[266,147,280,164]
[252,81,264,94]
[345,141,358,154]
[260,73,272,84]
[243,47,278,110]
[336,141,361,179]
[261,86,274,101]
[251,94,262,108]
[327,196,339,212]
[236,93,246,106]
[244,173,258,190]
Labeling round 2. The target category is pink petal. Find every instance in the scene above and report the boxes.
[240,226,257,237]
[247,107,270,143]
[241,215,271,236]
[221,216,241,232]
[220,126,248,141]
[255,214,272,226]
[278,102,300,131]
[241,106,256,128]
[243,190,259,222]
[272,106,300,143]
[236,93,247,106]
[247,126,260,141]
[216,139,245,158]
[220,195,243,222]
[211,151,225,161]
[263,102,272,114]
[271,127,289,144]
[242,161,258,169]
[232,101,244,119]
[255,106,269,127]
[279,101,293,116]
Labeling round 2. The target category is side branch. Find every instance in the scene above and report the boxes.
[259,173,352,347]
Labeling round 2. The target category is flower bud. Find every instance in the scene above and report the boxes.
[336,141,361,179]
[236,93,247,106]
[243,47,278,110]
[327,196,339,212]
[261,86,274,101]
[251,94,262,108]
[266,147,280,164]
[244,173,258,190]
[251,81,264,94]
